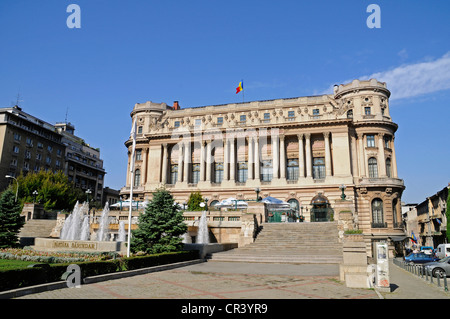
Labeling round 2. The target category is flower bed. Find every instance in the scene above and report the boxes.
[0,248,119,264]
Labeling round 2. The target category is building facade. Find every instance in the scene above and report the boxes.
[121,79,406,256]
[0,106,106,203]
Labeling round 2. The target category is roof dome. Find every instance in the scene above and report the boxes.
[311,193,329,205]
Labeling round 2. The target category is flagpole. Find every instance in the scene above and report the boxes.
[127,119,137,258]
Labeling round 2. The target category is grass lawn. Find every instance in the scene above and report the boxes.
[0,259,39,270]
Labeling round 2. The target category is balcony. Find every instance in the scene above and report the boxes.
[359,177,404,188]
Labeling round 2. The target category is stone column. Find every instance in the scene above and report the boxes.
[224,139,229,181]
[161,144,168,184]
[391,136,398,178]
[378,133,387,177]
[254,134,260,181]
[298,134,304,178]
[248,137,254,180]
[177,142,183,182]
[324,132,332,177]
[229,137,235,182]
[200,140,205,182]
[183,140,190,183]
[305,133,312,178]
[206,140,212,182]
[350,134,359,177]
[272,134,279,179]
[279,134,286,179]
[141,147,148,185]
[357,134,366,177]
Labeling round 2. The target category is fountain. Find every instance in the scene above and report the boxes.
[33,201,126,254]
[117,221,126,242]
[96,202,110,241]
[197,211,210,244]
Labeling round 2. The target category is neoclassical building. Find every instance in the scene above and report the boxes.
[121,79,406,253]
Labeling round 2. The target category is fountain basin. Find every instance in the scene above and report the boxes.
[33,238,127,254]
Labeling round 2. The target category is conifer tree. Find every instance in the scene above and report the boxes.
[130,188,187,254]
[0,189,25,248]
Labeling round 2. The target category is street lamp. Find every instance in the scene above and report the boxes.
[5,175,18,202]
[255,187,261,202]
[33,190,38,204]
[339,184,347,200]
[85,189,92,205]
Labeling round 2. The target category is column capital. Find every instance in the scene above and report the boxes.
[323,132,330,139]
[297,133,304,140]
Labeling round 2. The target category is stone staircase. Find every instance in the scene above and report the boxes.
[208,222,343,264]
[18,219,58,245]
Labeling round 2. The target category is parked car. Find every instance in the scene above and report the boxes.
[404,252,439,264]
[423,256,450,278]
[420,246,434,255]
[435,244,450,259]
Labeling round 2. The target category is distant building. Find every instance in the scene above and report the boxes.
[102,186,120,207]
[415,185,449,247]
[55,122,106,203]
[0,106,106,203]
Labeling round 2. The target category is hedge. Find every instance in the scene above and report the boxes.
[0,250,199,292]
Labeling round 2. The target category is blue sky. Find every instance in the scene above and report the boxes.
[0,1,449,204]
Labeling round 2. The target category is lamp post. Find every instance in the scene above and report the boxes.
[339,184,347,200]
[86,189,92,206]
[5,175,18,202]
[33,190,38,204]
[255,187,261,202]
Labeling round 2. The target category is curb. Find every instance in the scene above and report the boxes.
[0,259,205,299]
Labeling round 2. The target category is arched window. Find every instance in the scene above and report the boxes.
[134,169,141,187]
[347,109,353,119]
[287,198,299,212]
[372,198,385,227]
[386,158,391,178]
[368,157,378,178]
[209,200,219,209]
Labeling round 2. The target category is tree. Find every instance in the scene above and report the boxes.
[187,191,204,211]
[130,188,187,254]
[0,189,25,248]
[9,170,85,211]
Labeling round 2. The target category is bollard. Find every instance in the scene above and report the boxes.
[437,274,441,287]
[444,276,448,292]
[425,267,429,281]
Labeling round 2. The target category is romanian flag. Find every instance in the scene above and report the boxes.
[411,231,417,243]
[236,80,243,94]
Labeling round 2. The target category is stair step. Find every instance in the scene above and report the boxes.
[209,221,343,264]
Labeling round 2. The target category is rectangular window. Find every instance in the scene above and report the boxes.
[263,113,270,123]
[313,157,325,179]
[237,162,248,182]
[14,133,21,141]
[46,157,52,165]
[191,163,200,184]
[137,126,143,134]
[214,162,224,183]
[195,119,202,127]
[26,138,33,146]
[365,107,371,115]
[217,117,223,125]
[25,150,31,159]
[287,159,299,180]
[367,135,375,147]
[36,153,42,161]
[13,146,19,154]
[174,121,180,128]
[37,142,43,149]
[261,160,273,182]
[288,111,295,121]
[136,149,142,161]
[313,109,320,115]
[240,115,246,123]
[384,136,391,149]
[47,145,53,152]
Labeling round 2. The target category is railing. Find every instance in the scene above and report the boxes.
[393,258,449,292]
